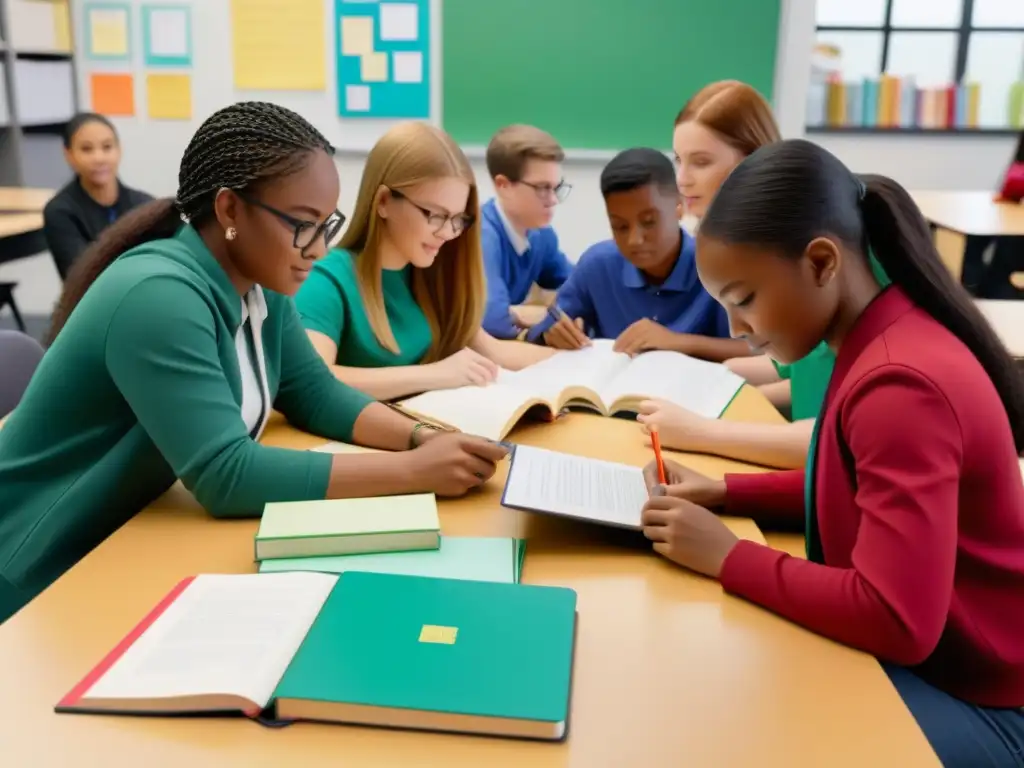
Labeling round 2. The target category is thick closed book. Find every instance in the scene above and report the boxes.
[501,445,648,530]
[254,494,440,560]
[259,535,526,584]
[396,339,744,441]
[56,572,577,741]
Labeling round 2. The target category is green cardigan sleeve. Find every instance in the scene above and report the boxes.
[274,297,375,437]
[105,276,335,518]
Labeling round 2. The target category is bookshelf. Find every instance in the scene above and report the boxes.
[809,0,1024,133]
[0,0,78,188]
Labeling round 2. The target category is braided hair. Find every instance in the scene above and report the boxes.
[46,101,333,345]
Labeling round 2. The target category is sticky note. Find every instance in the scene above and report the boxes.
[53,1,72,52]
[393,51,422,83]
[146,74,192,120]
[341,16,374,56]
[90,73,134,116]
[147,8,190,58]
[88,7,129,57]
[345,85,371,112]
[379,3,418,41]
[231,0,326,90]
[361,52,388,82]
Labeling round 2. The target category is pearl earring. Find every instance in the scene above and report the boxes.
[225,227,237,241]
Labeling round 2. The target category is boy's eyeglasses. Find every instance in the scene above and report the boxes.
[390,188,474,236]
[235,191,346,251]
[519,179,572,203]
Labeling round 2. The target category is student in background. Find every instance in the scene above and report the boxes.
[527,147,748,362]
[0,102,506,626]
[43,112,153,280]
[641,139,1024,767]
[296,121,555,402]
[479,124,574,339]
[639,80,888,469]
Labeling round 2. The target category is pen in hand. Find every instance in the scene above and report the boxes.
[650,426,667,486]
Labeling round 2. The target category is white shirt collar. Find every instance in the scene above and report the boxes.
[495,200,529,256]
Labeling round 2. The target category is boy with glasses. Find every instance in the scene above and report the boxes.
[480,124,574,340]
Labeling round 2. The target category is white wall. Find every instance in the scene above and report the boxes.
[2,0,1018,317]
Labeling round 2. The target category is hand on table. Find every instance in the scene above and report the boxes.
[405,432,508,497]
[642,458,726,508]
[429,348,500,388]
[613,318,678,356]
[543,314,590,350]
[637,398,715,453]
[641,495,739,578]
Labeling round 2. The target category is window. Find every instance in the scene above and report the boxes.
[810,0,1024,130]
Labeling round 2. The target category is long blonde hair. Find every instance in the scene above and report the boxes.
[339,122,484,363]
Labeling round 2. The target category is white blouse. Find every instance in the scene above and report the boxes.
[236,287,270,440]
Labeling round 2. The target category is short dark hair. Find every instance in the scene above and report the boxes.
[600,148,678,198]
[48,101,334,344]
[63,112,118,149]
[701,138,1024,452]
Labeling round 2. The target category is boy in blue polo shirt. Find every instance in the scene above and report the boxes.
[480,124,574,339]
[528,148,749,362]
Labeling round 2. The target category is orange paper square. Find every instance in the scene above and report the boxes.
[90,73,135,117]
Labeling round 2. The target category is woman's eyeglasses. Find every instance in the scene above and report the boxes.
[390,188,474,236]
[235,191,346,251]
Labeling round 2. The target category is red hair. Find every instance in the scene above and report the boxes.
[676,80,781,156]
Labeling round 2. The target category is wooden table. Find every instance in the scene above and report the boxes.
[0,387,939,767]
[0,186,54,213]
[911,191,1024,280]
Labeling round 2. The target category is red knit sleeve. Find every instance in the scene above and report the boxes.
[719,367,962,665]
[724,469,805,526]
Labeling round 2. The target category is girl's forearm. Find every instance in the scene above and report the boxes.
[330,363,441,401]
[674,418,814,470]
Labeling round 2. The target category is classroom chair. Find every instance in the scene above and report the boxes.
[0,282,26,332]
[0,329,44,417]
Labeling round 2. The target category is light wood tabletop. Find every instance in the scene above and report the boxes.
[912,191,1024,237]
[0,186,55,213]
[977,299,1024,357]
[0,212,43,239]
[0,386,938,768]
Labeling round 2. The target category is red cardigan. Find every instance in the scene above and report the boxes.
[720,287,1024,708]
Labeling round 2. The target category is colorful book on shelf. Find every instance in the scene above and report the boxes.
[56,571,578,741]
[259,536,527,585]
[819,74,984,130]
[254,494,440,561]
[395,340,745,442]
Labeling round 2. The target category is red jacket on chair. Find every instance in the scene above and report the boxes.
[719,287,1024,708]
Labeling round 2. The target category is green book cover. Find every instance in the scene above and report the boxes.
[255,494,440,560]
[259,536,525,584]
[273,572,577,739]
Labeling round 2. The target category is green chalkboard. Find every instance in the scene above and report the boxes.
[442,0,781,150]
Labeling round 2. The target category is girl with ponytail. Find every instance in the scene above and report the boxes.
[639,139,1024,766]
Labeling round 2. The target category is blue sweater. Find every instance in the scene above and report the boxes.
[479,199,573,339]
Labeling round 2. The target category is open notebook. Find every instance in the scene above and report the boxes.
[57,571,578,741]
[397,340,745,441]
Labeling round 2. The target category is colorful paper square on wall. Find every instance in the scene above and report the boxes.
[336,0,430,118]
[90,72,135,116]
[84,2,131,60]
[146,73,191,119]
[142,4,192,67]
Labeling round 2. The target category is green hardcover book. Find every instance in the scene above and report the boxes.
[258,536,525,584]
[255,494,440,561]
[274,572,577,740]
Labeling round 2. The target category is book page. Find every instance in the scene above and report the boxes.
[501,340,631,406]
[601,350,745,418]
[399,380,547,441]
[84,573,337,709]
[502,446,648,529]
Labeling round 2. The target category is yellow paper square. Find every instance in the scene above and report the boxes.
[360,52,388,82]
[53,1,72,52]
[341,16,374,56]
[146,74,192,120]
[231,0,326,91]
[89,9,129,56]
[418,625,458,645]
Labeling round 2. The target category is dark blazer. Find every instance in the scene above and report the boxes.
[42,177,153,279]
[721,287,1024,708]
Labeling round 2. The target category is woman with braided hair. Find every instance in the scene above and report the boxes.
[296,121,555,401]
[0,102,507,625]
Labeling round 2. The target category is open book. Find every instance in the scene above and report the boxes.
[397,340,745,441]
[57,571,577,741]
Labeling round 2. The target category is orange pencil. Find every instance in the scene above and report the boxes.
[650,426,667,485]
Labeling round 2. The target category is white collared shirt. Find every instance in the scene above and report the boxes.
[495,200,530,256]
[236,287,271,441]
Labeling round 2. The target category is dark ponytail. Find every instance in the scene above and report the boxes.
[45,101,334,346]
[701,138,1024,452]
